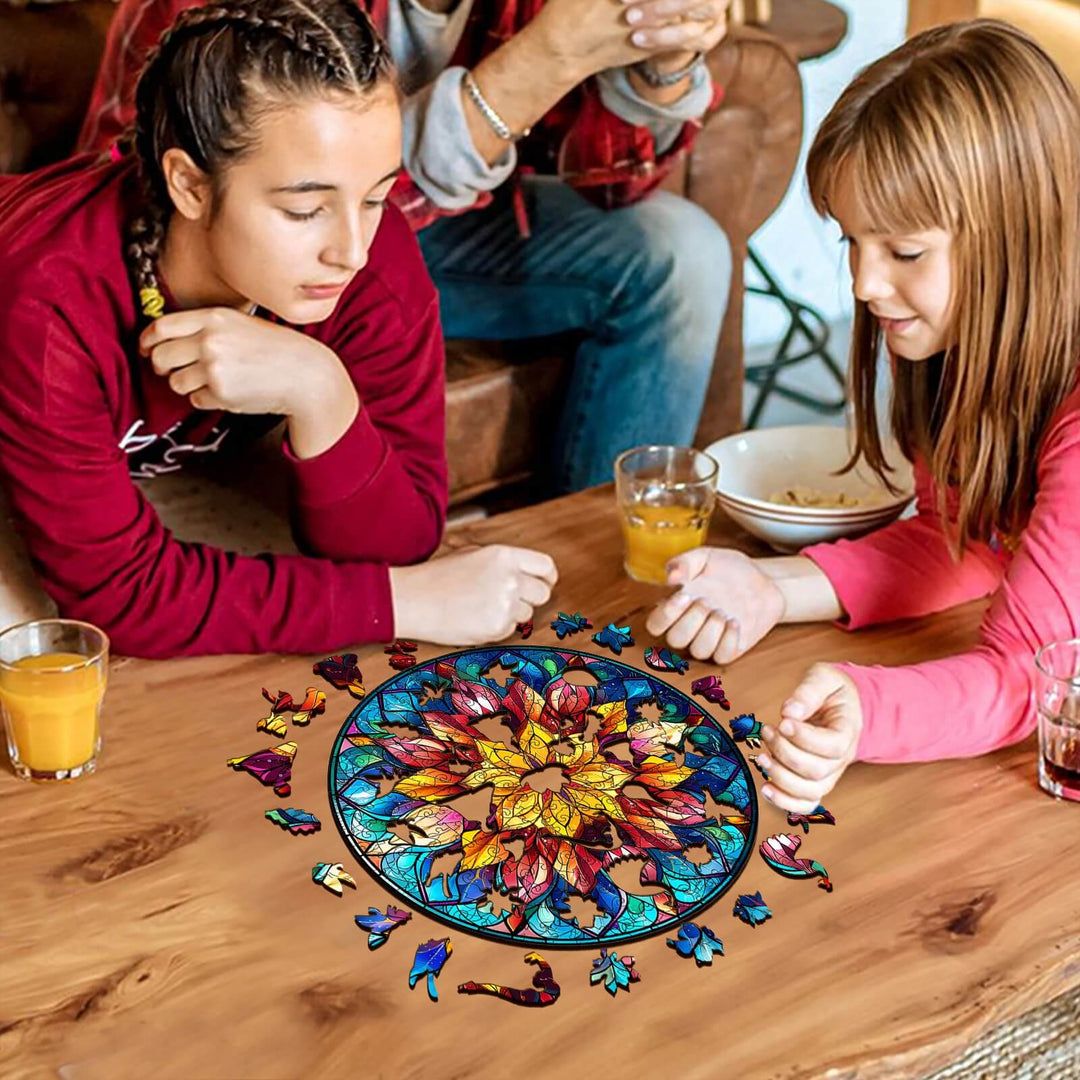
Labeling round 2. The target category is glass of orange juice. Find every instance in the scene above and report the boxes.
[0,619,109,782]
[615,445,718,585]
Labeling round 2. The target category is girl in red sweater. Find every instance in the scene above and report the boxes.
[0,0,555,657]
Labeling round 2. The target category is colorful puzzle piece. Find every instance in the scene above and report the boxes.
[667,922,724,966]
[292,687,326,726]
[262,688,296,713]
[590,950,640,995]
[313,653,365,699]
[691,674,730,709]
[256,715,289,738]
[409,938,453,1001]
[388,654,417,670]
[749,754,769,779]
[226,741,296,797]
[458,952,561,1007]
[355,904,412,949]
[516,621,533,640]
[733,891,772,927]
[265,807,321,836]
[311,861,357,895]
[592,623,635,654]
[730,712,763,748]
[788,805,836,833]
[550,612,592,639]
[759,833,832,892]
[644,647,689,674]
[385,640,419,654]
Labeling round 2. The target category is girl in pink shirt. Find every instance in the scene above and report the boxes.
[647,19,1080,812]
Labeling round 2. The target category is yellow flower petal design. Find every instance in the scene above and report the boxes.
[459,827,510,870]
[494,788,543,831]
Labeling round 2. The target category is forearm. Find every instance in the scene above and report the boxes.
[757,555,845,623]
[465,25,588,165]
[286,348,360,460]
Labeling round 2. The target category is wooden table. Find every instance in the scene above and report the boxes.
[3,486,1079,1080]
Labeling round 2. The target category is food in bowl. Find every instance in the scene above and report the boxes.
[768,485,891,510]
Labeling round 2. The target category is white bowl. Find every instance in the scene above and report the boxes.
[704,426,915,554]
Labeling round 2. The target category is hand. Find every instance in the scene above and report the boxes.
[390,545,558,645]
[758,663,863,814]
[644,547,785,663]
[529,0,659,79]
[623,0,730,67]
[139,307,352,420]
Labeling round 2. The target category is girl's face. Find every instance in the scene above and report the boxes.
[198,87,402,323]
[830,177,955,361]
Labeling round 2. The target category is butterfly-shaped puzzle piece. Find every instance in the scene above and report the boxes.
[788,805,836,832]
[667,923,724,966]
[226,741,297,797]
[592,623,634,655]
[292,687,326,726]
[759,833,832,892]
[385,639,419,670]
[550,612,592,639]
[355,905,412,948]
[730,712,763,748]
[515,621,533,640]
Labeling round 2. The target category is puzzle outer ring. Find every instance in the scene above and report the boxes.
[327,646,758,948]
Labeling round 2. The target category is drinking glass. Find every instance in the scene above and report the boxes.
[615,446,718,585]
[1033,638,1080,802]
[0,619,109,781]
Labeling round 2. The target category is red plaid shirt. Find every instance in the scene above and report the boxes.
[77,0,722,230]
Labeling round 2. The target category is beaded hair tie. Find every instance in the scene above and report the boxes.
[139,286,166,319]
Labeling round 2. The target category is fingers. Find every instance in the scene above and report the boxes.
[517,571,553,609]
[665,598,713,650]
[630,15,725,50]
[780,663,845,724]
[148,336,202,377]
[515,547,559,588]
[760,777,837,816]
[759,724,838,783]
[714,616,741,664]
[167,361,209,398]
[138,308,229,355]
[770,717,851,760]
[645,588,694,636]
[665,547,711,587]
[686,609,725,660]
[625,0,721,28]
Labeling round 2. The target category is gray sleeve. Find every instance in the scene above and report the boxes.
[402,65,517,211]
[596,63,713,155]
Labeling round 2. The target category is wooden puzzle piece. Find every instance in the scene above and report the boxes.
[788,805,836,833]
[311,861,357,895]
[262,688,296,713]
[691,675,730,709]
[733,891,772,926]
[550,612,592,639]
[730,712,763,748]
[292,687,326,726]
[409,938,453,1001]
[388,653,417,670]
[759,833,832,892]
[644,647,689,674]
[592,623,634,654]
[515,621,533,640]
[256,715,289,738]
[667,923,724,966]
[589,950,640,995]
[355,905,412,949]
[226,741,297,797]
[265,807,321,835]
[312,653,365,699]
[385,640,419,654]
[458,952,561,1007]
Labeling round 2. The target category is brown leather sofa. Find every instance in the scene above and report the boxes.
[0,2,804,504]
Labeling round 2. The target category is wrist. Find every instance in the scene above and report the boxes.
[648,49,700,74]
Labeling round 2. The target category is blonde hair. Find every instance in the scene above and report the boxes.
[807,19,1080,557]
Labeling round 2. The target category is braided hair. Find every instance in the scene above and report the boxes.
[126,0,394,318]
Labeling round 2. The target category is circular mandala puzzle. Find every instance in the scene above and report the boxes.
[327,646,758,947]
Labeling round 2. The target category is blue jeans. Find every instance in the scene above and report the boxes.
[418,177,732,493]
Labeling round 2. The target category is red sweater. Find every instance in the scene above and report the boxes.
[0,156,448,658]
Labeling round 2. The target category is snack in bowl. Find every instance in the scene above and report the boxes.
[768,486,890,510]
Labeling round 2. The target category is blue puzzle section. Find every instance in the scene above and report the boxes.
[327,646,758,948]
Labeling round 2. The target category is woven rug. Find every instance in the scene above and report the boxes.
[925,982,1080,1079]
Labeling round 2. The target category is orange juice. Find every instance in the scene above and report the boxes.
[621,504,709,584]
[0,652,105,775]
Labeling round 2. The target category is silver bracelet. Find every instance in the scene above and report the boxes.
[462,71,530,142]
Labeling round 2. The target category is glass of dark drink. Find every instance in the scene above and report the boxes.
[1033,639,1080,802]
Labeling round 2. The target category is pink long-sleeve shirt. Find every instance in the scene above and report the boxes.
[801,385,1080,764]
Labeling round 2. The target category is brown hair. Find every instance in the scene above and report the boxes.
[806,19,1080,557]
[126,0,394,310]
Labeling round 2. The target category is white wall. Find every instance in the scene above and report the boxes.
[744,0,908,347]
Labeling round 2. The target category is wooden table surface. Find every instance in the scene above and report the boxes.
[3,485,1079,1080]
